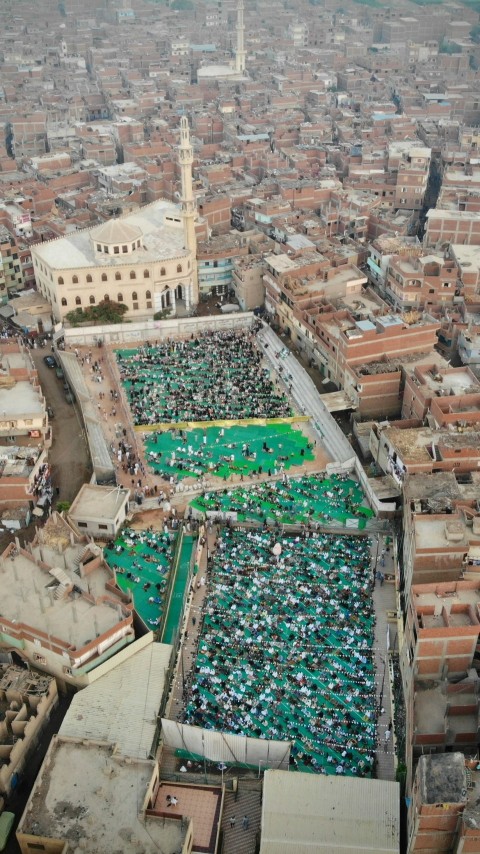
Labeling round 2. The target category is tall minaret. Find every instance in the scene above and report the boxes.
[235,0,246,75]
[178,115,198,306]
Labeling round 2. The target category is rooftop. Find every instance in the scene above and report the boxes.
[32,200,189,270]
[419,753,467,805]
[68,484,130,521]
[0,542,130,651]
[18,739,186,854]
[260,770,400,853]
[60,641,172,759]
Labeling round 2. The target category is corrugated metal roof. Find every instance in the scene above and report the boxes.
[260,771,400,853]
[60,641,172,759]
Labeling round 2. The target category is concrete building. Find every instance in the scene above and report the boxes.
[68,483,130,539]
[0,665,57,796]
[16,738,193,854]
[408,754,480,853]
[31,199,197,321]
[260,770,400,853]
[0,514,139,689]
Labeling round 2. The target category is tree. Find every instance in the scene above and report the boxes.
[56,501,71,513]
[65,300,129,327]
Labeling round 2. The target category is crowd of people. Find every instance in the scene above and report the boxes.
[105,527,176,628]
[116,329,292,426]
[191,472,374,527]
[183,528,378,776]
[144,423,314,481]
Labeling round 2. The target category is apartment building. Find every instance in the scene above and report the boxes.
[407,754,480,853]
[0,520,138,690]
[385,253,459,311]
[425,209,480,248]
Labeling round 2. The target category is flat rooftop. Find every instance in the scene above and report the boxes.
[32,200,189,270]
[0,545,129,649]
[414,516,469,551]
[0,380,43,417]
[419,367,479,396]
[69,484,130,520]
[154,782,221,854]
[19,739,186,854]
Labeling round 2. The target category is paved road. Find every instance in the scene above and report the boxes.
[31,346,92,504]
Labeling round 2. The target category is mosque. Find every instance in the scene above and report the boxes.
[31,117,199,322]
[197,0,248,83]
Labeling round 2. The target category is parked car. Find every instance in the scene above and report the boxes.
[43,355,56,368]
[47,406,54,419]
[55,366,64,379]
[65,391,76,404]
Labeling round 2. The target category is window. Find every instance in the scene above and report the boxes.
[75,296,81,305]
[96,244,101,251]
[146,290,151,299]
[77,521,88,527]
[103,245,108,254]
[89,295,95,304]
[72,275,78,284]
[101,273,107,282]
[177,264,182,273]
[115,272,121,280]
[147,301,152,309]
[144,269,150,278]
[132,291,138,301]
[86,274,92,283]
[160,267,166,276]
[130,271,136,279]
[114,246,119,254]
[63,666,73,676]
[122,245,128,253]
[58,276,64,285]
[61,297,67,306]
[104,294,110,302]
[133,302,139,310]
[98,523,108,530]
[118,293,123,302]
[33,653,46,665]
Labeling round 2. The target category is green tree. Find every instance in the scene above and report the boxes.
[66,300,129,327]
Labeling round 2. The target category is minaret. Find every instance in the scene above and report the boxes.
[178,115,198,307]
[235,0,246,75]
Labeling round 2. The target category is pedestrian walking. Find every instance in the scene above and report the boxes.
[229,816,236,828]
[384,721,392,752]
[242,816,249,830]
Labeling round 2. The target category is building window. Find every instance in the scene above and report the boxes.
[97,244,101,251]
[86,274,92,283]
[114,246,119,254]
[118,293,123,302]
[160,267,166,276]
[144,269,150,278]
[177,264,182,273]
[98,523,108,530]
[101,273,107,282]
[115,272,121,280]
[77,521,88,527]
[146,301,152,309]
[63,666,73,676]
[61,297,67,306]
[103,245,108,254]
[104,294,110,302]
[122,245,128,253]
[146,290,151,299]
[132,291,138,301]
[58,276,64,285]
[72,275,78,284]
[133,302,139,310]
[75,296,81,305]
[33,653,46,665]
[89,295,95,304]
[130,271,136,279]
